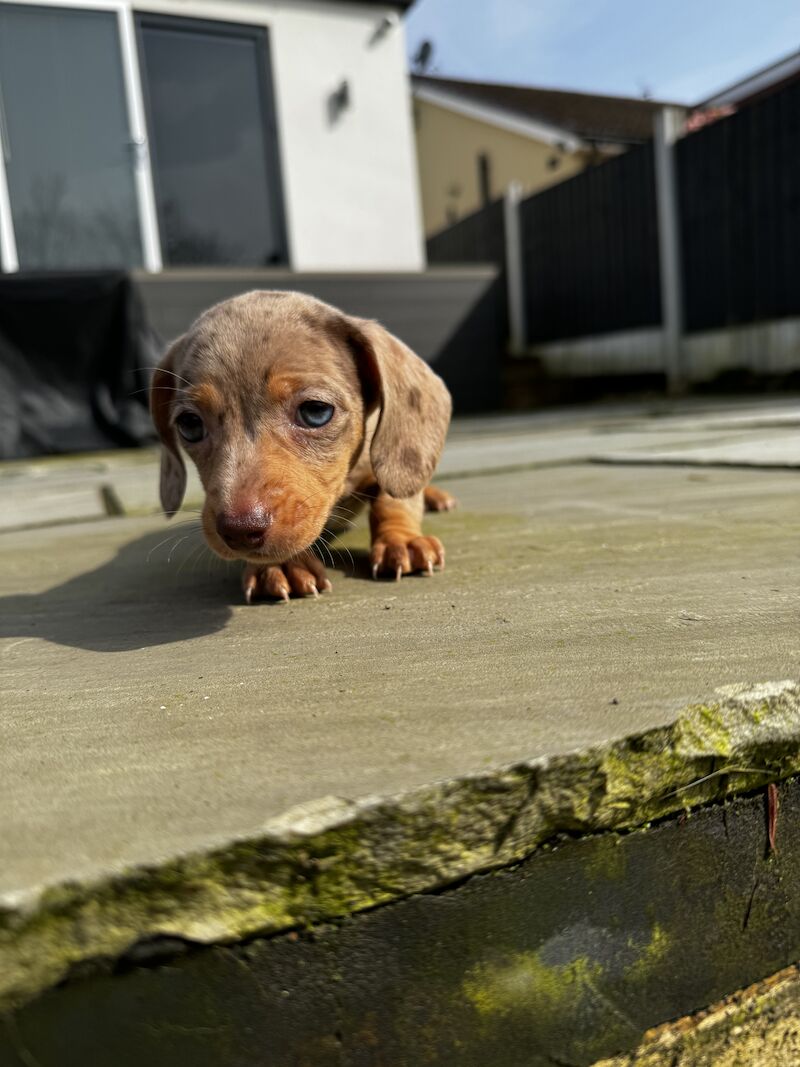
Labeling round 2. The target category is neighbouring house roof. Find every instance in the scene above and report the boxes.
[412,74,684,148]
[698,47,800,109]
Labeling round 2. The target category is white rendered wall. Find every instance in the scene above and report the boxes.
[133,0,425,271]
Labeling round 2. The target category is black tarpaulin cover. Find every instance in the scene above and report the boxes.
[0,272,160,458]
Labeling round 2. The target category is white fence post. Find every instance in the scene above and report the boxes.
[653,106,686,394]
[503,181,527,356]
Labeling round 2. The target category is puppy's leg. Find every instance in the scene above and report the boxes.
[242,552,332,604]
[423,485,458,512]
[370,491,445,580]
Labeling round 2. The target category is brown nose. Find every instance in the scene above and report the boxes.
[215,506,272,551]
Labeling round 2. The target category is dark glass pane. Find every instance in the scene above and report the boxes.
[139,21,284,266]
[0,4,142,269]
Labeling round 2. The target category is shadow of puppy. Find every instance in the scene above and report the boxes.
[0,527,377,655]
[0,526,237,654]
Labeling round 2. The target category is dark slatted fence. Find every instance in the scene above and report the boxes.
[426,198,506,266]
[520,144,661,343]
[426,77,800,353]
[678,80,800,333]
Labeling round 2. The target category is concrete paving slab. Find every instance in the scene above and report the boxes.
[595,432,800,468]
[2,398,799,532]
[440,425,800,475]
[2,442,800,1009]
[0,451,204,530]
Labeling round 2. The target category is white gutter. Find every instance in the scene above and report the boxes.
[699,49,800,108]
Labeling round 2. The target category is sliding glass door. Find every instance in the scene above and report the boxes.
[0,4,287,272]
[137,16,287,267]
[0,3,144,269]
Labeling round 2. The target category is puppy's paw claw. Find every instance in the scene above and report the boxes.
[370,535,445,581]
[242,557,331,603]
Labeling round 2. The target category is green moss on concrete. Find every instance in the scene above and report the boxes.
[464,950,603,1019]
[585,833,628,883]
[2,680,800,1015]
[462,943,646,1062]
[625,923,671,987]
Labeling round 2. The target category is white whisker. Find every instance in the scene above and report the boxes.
[166,535,190,563]
[312,536,335,571]
[135,366,193,387]
[146,528,198,562]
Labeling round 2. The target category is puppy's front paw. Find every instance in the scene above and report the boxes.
[242,556,332,603]
[371,535,445,581]
[424,485,458,512]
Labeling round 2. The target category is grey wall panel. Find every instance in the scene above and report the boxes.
[134,269,506,412]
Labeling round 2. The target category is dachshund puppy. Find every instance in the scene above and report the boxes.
[150,291,455,601]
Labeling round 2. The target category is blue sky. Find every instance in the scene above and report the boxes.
[405,0,800,103]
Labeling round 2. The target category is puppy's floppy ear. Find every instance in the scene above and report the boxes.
[348,319,452,499]
[149,336,188,518]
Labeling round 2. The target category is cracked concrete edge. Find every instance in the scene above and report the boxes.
[592,964,800,1066]
[2,679,800,1014]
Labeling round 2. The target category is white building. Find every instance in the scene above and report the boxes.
[0,0,423,274]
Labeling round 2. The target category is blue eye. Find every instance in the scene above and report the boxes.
[175,411,206,443]
[297,401,334,428]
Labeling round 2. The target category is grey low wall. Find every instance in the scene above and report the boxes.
[135,267,506,413]
[529,317,800,383]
